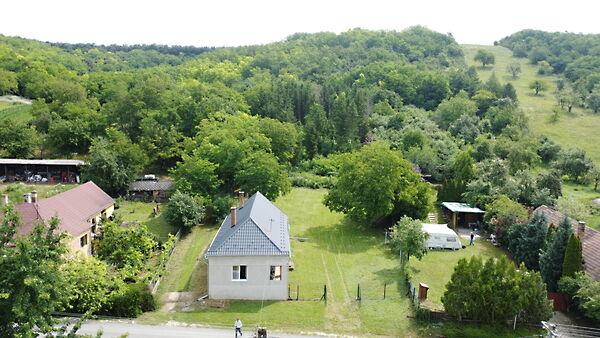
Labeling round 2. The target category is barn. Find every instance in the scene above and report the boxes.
[0,158,83,184]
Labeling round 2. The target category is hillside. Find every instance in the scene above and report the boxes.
[463,44,600,164]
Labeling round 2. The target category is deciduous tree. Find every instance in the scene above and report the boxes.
[474,49,495,67]
[388,216,428,263]
[325,142,435,226]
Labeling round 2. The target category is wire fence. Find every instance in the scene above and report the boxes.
[287,280,407,302]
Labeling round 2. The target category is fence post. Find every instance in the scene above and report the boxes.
[383,283,387,300]
[322,284,327,302]
[357,283,361,302]
[296,284,299,301]
[288,284,291,300]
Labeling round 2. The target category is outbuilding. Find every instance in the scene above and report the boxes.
[441,202,485,229]
[0,158,83,183]
[422,223,462,250]
[204,191,291,300]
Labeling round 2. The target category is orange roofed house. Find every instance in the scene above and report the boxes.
[8,181,114,255]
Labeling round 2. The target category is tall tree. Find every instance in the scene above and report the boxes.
[324,142,435,226]
[540,216,573,291]
[562,233,584,278]
[82,128,148,195]
[508,211,548,270]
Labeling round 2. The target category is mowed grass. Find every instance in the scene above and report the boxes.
[462,44,600,165]
[0,102,33,123]
[153,225,217,296]
[0,182,76,203]
[409,238,506,309]
[141,188,417,336]
[114,200,178,242]
[562,182,600,230]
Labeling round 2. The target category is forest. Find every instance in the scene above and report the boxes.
[0,27,538,218]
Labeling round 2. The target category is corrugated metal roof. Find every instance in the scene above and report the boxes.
[0,158,84,166]
[128,180,173,192]
[205,191,290,257]
[441,202,485,214]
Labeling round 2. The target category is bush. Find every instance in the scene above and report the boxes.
[101,283,155,318]
[290,172,336,189]
[165,191,206,229]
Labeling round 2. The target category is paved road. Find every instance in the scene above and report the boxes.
[77,320,331,338]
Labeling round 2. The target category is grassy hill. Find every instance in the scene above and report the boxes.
[463,45,600,229]
[0,101,33,123]
[463,45,600,164]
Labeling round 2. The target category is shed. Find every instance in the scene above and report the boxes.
[422,223,462,250]
[0,158,83,184]
[441,202,485,229]
[204,191,291,300]
[128,179,173,202]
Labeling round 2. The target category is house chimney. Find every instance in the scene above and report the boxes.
[230,207,237,227]
[2,194,8,206]
[23,193,32,203]
[31,191,38,203]
[578,221,586,238]
[238,191,245,206]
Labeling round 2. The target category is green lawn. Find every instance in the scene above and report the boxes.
[139,188,528,336]
[562,182,600,230]
[0,183,76,203]
[462,44,600,165]
[409,238,506,309]
[141,188,417,336]
[153,225,217,296]
[0,102,33,123]
[114,200,178,242]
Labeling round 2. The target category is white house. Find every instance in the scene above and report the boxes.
[205,191,291,300]
[422,223,462,250]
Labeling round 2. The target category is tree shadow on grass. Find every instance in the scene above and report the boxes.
[302,217,383,254]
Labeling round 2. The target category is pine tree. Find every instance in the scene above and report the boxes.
[562,233,583,277]
[508,211,548,270]
[540,216,573,291]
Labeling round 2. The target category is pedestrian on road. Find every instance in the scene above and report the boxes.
[235,318,243,337]
[470,231,475,246]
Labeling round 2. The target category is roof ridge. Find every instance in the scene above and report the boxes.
[247,216,286,253]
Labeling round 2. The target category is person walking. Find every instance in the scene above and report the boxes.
[235,318,243,337]
[469,231,475,246]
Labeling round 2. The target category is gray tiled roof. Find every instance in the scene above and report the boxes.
[205,192,290,257]
[128,180,173,192]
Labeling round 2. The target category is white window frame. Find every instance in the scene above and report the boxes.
[232,265,247,281]
[270,265,282,281]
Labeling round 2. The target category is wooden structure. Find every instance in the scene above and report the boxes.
[0,158,83,184]
[128,179,173,202]
[441,202,484,229]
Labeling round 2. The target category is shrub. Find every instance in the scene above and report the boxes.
[101,283,155,318]
[96,221,156,269]
[442,257,552,324]
[165,191,206,229]
[290,172,336,189]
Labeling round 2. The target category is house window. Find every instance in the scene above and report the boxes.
[270,266,282,281]
[232,265,247,281]
[80,234,88,247]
